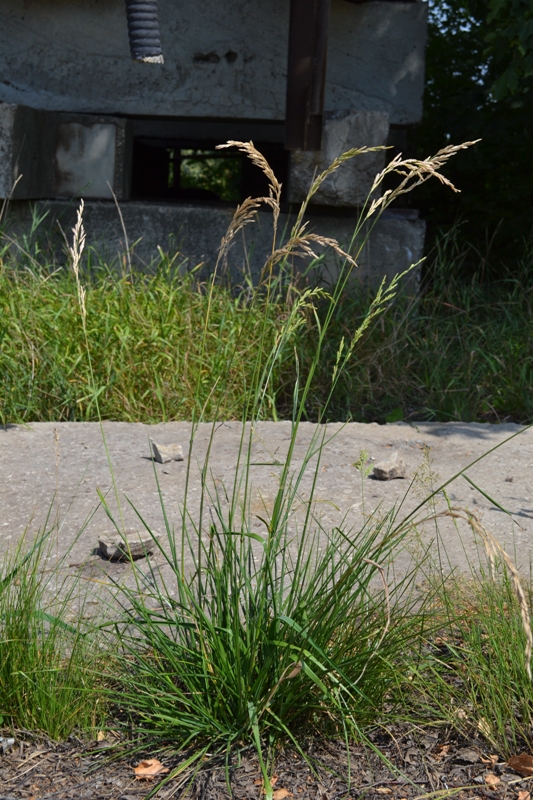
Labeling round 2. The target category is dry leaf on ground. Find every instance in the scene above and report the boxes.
[517,791,531,800]
[272,789,292,800]
[133,758,170,780]
[433,744,451,760]
[375,788,393,794]
[482,754,499,766]
[485,773,501,786]
[509,754,533,777]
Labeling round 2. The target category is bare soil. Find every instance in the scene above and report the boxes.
[1,726,532,800]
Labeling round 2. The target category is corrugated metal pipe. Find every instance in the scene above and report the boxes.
[125,0,164,64]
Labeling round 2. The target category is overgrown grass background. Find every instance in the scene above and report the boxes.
[2,229,533,425]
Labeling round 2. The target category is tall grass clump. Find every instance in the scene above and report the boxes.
[70,139,481,793]
[409,565,533,756]
[0,528,105,739]
[292,226,533,423]
[0,254,291,424]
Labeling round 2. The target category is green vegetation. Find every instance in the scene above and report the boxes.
[0,528,105,739]
[2,226,532,425]
[415,0,533,268]
[300,230,533,423]
[0,259,288,423]
[2,141,533,796]
[180,149,242,201]
[411,568,533,757]
[107,506,424,787]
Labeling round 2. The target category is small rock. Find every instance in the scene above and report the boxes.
[455,747,480,764]
[0,735,15,753]
[98,531,161,561]
[372,451,406,480]
[150,439,184,463]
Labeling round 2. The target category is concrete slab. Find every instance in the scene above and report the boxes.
[1,421,532,592]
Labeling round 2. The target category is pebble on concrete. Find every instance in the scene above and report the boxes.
[150,439,184,463]
[372,451,406,481]
[98,531,161,561]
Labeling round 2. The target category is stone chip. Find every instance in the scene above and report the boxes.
[150,439,184,463]
[372,451,406,481]
[98,530,161,561]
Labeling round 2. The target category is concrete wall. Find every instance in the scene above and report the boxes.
[0,0,427,125]
[5,200,425,290]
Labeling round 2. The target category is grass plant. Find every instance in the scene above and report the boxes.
[3,147,533,425]
[0,257,291,423]
[300,227,533,423]
[3,235,532,425]
[107,507,424,788]
[408,566,533,756]
[67,139,481,794]
[0,526,106,739]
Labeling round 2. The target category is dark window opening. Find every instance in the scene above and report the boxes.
[131,138,289,204]
[177,148,241,201]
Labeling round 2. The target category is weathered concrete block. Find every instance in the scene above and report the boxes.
[0,0,427,124]
[0,103,16,198]
[327,0,427,125]
[5,200,425,291]
[0,103,57,199]
[0,103,131,200]
[372,451,407,480]
[289,110,389,207]
[53,114,132,200]
[150,439,184,463]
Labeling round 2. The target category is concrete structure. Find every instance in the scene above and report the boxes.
[289,110,390,207]
[0,105,131,200]
[7,200,425,290]
[0,0,428,284]
[0,1,426,123]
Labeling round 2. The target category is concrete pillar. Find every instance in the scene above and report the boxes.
[0,103,131,200]
[289,109,390,207]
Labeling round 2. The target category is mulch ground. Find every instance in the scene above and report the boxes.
[2,726,533,800]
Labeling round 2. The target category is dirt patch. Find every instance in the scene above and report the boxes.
[1,727,531,800]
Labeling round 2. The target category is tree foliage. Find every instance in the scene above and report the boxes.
[412,0,533,273]
[486,0,533,98]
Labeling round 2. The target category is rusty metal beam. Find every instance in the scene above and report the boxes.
[285,0,331,151]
